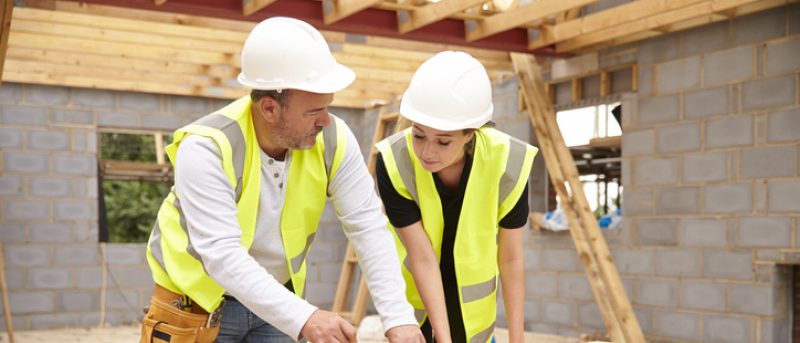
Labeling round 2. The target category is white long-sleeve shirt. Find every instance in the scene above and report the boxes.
[174,121,416,340]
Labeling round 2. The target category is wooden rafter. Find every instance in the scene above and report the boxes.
[322,0,382,24]
[4,6,513,109]
[585,0,795,52]
[556,0,789,52]
[242,0,278,16]
[529,0,706,50]
[397,0,484,34]
[466,0,597,42]
[0,0,12,85]
[154,0,167,5]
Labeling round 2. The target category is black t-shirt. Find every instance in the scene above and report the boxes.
[375,152,529,342]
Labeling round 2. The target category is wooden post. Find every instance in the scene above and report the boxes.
[511,52,645,343]
[0,245,15,343]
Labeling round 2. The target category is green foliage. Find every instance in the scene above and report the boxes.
[100,132,171,162]
[100,132,173,243]
[104,180,170,243]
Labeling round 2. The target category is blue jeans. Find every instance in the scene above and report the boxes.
[216,297,299,343]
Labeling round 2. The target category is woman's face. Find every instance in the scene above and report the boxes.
[410,123,474,173]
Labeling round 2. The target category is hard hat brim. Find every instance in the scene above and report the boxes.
[400,98,493,132]
[237,63,356,94]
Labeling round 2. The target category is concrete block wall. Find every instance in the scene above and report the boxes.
[524,5,798,341]
[0,83,366,330]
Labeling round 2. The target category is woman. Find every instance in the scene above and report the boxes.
[375,51,537,343]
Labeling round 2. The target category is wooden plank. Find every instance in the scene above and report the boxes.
[15,6,248,43]
[511,53,626,342]
[342,41,512,72]
[10,18,242,54]
[243,0,278,16]
[398,0,484,33]
[6,47,222,77]
[154,133,166,165]
[350,65,415,83]
[363,35,512,63]
[0,0,12,86]
[589,136,621,149]
[6,50,398,107]
[155,0,167,5]
[466,0,596,42]
[600,71,610,97]
[3,65,368,108]
[571,78,581,102]
[322,0,381,24]
[2,69,230,98]
[5,58,221,87]
[349,79,408,94]
[335,87,398,102]
[8,31,235,66]
[556,0,777,52]
[512,53,645,342]
[36,2,509,68]
[576,0,794,52]
[529,0,706,49]
[331,244,357,313]
[333,52,426,72]
[558,6,583,23]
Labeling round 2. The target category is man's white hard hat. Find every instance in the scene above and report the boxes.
[237,17,355,93]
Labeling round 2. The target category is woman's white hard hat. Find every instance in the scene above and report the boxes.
[237,17,355,94]
[400,51,493,131]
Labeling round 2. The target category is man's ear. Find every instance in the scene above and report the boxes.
[259,97,281,123]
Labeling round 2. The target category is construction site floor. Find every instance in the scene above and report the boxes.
[1,326,584,342]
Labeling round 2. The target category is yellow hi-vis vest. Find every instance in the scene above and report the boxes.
[145,96,347,313]
[376,127,537,343]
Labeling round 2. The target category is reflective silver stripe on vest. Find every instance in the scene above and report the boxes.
[498,138,528,205]
[461,276,496,303]
[322,115,339,175]
[389,133,419,203]
[414,308,426,323]
[173,196,202,262]
[469,322,495,343]
[402,256,411,271]
[149,114,246,274]
[149,218,165,270]
[290,232,317,274]
[191,114,246,200]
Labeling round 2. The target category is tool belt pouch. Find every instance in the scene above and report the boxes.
[140,296,220,343]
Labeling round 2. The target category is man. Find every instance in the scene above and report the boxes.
[140,17,423,343]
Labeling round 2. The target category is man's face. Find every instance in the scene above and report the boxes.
[271,90,334,150]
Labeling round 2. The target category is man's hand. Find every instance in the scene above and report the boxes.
[385,324,425,343]
[300,310,356,343]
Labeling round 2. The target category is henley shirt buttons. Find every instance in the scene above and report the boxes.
[273,173,279,178]
[268,159,274,165]
[279,182,283,189]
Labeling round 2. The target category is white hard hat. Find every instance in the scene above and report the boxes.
[237,17,355,93]
[400,51,493,131]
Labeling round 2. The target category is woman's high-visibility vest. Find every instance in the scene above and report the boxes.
[377,127,537,343]
[145,96,347,313]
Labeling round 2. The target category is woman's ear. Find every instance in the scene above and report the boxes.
[463,129,476,141]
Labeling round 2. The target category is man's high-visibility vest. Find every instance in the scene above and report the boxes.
[145,96,347,313]
[377,127,537,343]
